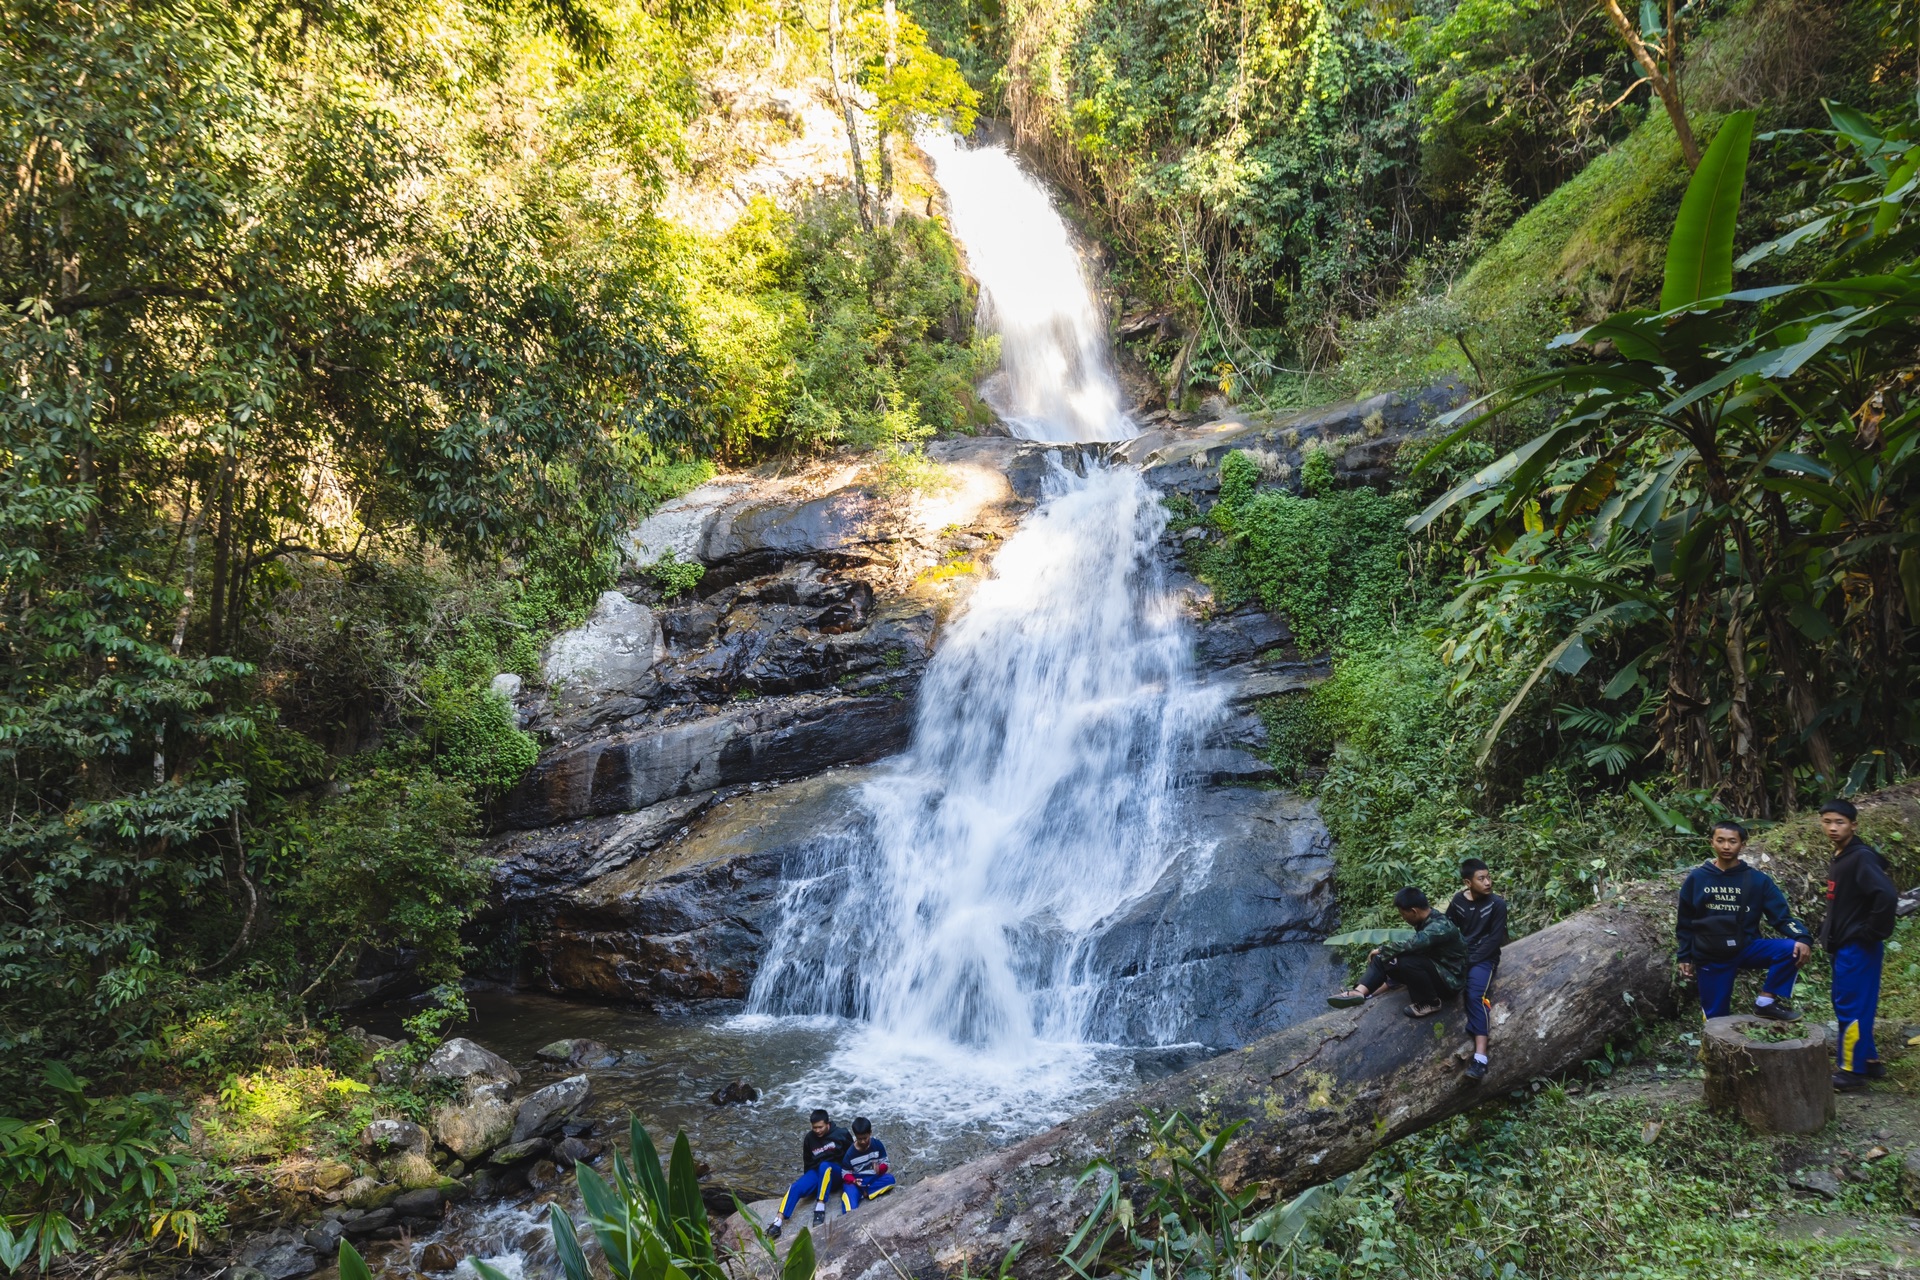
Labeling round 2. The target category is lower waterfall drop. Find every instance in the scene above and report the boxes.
[742,133,1238,1133]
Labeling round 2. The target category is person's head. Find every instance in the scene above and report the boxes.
[810,1109,831,1137]
[1459,858,1493,896]
[1710,820,1747,862]
[1821,799,1859,846]
[851,1116,872,1148]
[1393,886,1431,923]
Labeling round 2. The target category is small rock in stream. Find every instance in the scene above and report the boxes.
[419,1242,462,1273]
[553,1136,603,1168]
[708,1078,760,1106]
[527,1159,565,1192]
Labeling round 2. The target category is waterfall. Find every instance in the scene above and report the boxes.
[917,133,1130,444]
[742,135,1232,1129]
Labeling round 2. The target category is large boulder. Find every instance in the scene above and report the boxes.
[431,1089,517,1162]
[360,1119,428,1156]
[419,1037,519,1088]
[511,1074,592,1143]
[543,591,665,706]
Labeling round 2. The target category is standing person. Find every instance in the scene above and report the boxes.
[1446,859,1508,1081]
[1820,800,1898,1091]
[768,1109,853,1237]
[839,1116,896,1207]
[1674,820,1813,1022]
[1326,887,1468,1018]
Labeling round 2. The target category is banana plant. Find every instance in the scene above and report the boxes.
[1405,100,1920,796]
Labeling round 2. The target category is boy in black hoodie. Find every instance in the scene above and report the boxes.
[1445,859,1507,1082]
[1820,799,1899,1090]
[769,1110,853,1235]
[1675,820,1812,1022]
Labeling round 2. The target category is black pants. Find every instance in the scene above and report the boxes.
[1361,953,1450,1007]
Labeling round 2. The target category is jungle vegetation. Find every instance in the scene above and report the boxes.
[4,0,1920,1274]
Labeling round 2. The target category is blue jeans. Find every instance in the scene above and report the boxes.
[778,1165,850,1218]
[1463,960,1497,1038]
[1694,937,1801,1019]
[1833,941,1884,1073]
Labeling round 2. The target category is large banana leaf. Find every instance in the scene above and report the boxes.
[1478,600,1654,766]
[1321,928,1416,946]
[1661,111,1756,311]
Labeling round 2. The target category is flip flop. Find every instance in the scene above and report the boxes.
[1404,1002,1443,1019]
[1326,992,1367,1008]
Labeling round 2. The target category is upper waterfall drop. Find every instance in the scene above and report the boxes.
[920,133,1131,444]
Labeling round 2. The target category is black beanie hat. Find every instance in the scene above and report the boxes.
[1821,799,1859,821]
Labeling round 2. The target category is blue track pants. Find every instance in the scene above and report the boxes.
[1463,960,1497,1038]
[1832,941,1884,1073]
[846,1173,896,1208]
[778,1166,851,1219]
[1694,937,1801,1019]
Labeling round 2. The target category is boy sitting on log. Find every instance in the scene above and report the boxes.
[839,1116,896,1207]
[768,1109,853,1236]
[1446,858,1508,1081]
[1675,820,1812,1022]
[1327,886,1468,1019]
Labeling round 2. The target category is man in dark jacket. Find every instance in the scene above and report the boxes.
[769,1109,854,1235]
[1328,887,1468,1018]
[1675,820,1812,1021]
[1820,799,1899,1090]
[1446,859,1508,1081]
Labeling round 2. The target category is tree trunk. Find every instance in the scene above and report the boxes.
[1600,0,1700,168]
[784,891,1678,1280]
[1701,1015,1834,1134]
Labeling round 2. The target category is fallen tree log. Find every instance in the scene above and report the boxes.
[804,887,1678,1280]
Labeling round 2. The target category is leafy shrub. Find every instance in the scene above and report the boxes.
[424,678,539,798]
[0,1065,196,1272]
[291,768,489,991]
[645,550,707,599]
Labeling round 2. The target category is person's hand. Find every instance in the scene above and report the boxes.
[1793,941,1812,965]
[1677,961,1695,980]
[1368,948,1381,959]
[874,1162,887,1174]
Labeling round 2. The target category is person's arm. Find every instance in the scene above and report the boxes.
[802,1134,818,1172]
[1675,875,1696,967]
[1490,897,1509,949]
[1445,894,1468,933]
[1756,873,1812,944]
[1863,854,1900,941]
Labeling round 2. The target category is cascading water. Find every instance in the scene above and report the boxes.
[916,133,1130,444]
[742,136,1234,1131]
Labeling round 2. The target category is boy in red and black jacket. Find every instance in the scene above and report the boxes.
[1820,799,1899,1091]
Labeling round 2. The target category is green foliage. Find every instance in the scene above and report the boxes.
[0,1065,195,1273]
[1199,451,1413,653]
[423,679,539,798]
[645,550,708,600]
[680,196,985,456]
[291,768,488,989]
[1415,97,1920,808]
[1065,1093,1890,1280]
[471,1118,810,1280]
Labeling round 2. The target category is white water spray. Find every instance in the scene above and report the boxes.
[919,133,1131,444]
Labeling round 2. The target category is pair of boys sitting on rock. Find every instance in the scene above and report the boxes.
[767,1111,893,1237]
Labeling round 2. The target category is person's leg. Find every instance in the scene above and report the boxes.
[1463,960,1495,1071]
[861,1173,897,1200]
[813,1163,841,1218]
[1331,955,1394,1005]
[777,1168,825,1222]
[1388,954,1444,1010]
[1693,960,1737,1019]
[1741,938,1801,1010]
[1833,942,1885,1082]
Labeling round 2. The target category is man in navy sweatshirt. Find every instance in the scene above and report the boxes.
[1819,799,1899,1091]
[1675,820,1812,1022]
[839,1116,895,1207]
[1446,858,1508,1081]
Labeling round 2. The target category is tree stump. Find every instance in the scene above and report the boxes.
[1702,1016,1834,1134]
